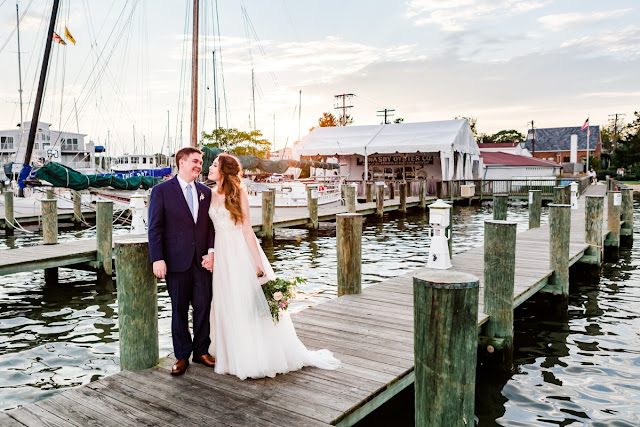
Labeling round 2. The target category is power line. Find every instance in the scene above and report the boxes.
[376,108,395,124]
[334,93,354,126]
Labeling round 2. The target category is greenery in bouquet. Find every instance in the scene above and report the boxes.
[261,277,305,323]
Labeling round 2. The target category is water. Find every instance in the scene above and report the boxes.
[1,199,639,425]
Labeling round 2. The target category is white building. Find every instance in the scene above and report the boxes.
[1,122,97,176]
[293,120,481,188]
[481,151,562,180]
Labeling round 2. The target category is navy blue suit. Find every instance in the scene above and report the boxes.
[148,176,215,360]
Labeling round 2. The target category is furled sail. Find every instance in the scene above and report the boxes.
[35,162,164,190]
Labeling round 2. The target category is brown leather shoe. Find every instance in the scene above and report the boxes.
[192,353,216,367]
[171,359,189,375]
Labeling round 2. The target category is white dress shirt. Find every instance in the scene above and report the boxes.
[176,175,198,223]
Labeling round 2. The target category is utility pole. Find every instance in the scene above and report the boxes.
[530,120,535,155]
[334,93,354,126]
[608,113,625,151]
[377,108,395,124]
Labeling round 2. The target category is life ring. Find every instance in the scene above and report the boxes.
[318,185,325,194]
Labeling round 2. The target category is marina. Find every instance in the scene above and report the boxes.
[1,180,634,425]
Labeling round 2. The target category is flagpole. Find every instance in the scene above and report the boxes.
[586,114,590,174]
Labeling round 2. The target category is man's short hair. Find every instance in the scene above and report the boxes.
[175,147,203,170]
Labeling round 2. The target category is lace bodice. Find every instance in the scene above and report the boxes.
[209,203,242,232]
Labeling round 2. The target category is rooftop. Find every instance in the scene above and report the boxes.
[481,151,561,167]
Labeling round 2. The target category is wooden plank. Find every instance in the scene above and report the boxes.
[34,394,122,427]
[6,404,75,427]
[0,412,26,427]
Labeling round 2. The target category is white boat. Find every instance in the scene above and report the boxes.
[111,153,169,174]
[246,178,345,208]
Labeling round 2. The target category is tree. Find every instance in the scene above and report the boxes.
[612,111,640,169]
[316,111,353,128]
[394,118,404,124]
[201,127,272,158]
[454,116,478,137]
[483,129,525,144]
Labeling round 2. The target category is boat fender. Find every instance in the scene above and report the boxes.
[318,185,325,194]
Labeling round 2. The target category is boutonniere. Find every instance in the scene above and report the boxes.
[199,193,205,201]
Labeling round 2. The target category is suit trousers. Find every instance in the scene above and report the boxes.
[165,256,212,360]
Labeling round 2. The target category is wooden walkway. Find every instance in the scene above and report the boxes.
[2,186,616,426]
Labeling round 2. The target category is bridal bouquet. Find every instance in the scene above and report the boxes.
[261,276,305,323]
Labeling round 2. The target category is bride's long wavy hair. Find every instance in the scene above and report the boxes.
[216,153,245,225]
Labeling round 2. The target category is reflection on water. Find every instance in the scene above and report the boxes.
[6,197,637,426]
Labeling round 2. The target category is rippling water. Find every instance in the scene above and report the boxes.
[1,198,638,426]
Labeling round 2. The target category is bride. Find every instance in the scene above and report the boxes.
[205,153,341,380]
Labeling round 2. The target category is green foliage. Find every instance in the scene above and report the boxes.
[454,115,478,136]
[261,277,305,323]
[316,112,353,128]
[482,129,525,144]
[394,117,404,124]
[612,111,640,171]
[201,127,272,158]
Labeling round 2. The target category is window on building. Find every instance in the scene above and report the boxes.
[143,158,147,164]
[132,157,139,164]
[563,156,570,162]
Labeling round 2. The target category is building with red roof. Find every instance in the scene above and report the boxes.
[480,151,562,179]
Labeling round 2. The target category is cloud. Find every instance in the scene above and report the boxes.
[560,25,640,60]
[538,9,632,32]
[405,0,546,31]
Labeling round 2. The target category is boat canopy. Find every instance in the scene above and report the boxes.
[200,147,339,175]
[293,120,480,157]
[35,162,160,190]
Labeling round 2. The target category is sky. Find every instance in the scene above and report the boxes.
[0,0,638,156]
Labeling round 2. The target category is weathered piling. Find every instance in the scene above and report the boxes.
[399,182,407,213]
[389,182,395,200]
[96,201,114,276]
[342,184,356,213]
[553,186,564,204]
[528,190,542,229]
[306,188,318,230]
[621,188,634,241]
[337,213,362,296]
[42,199,58,284]
[419,181,427,209]
[46,188,54,199]
[483,220,517,367]
[73,190,82,223]
[114,238,158,371]
[413,270,479,427]
[365,182,374,203]
[448,201,453,258]
[262,189,276,237]
[581,195,604,266]
[3,190,14,235]
[563,185,571,204]
[407,181,413,197]
[548,204,571,297]
[493,194,508,221]
[605,191,621,248]
[375,184,384,217]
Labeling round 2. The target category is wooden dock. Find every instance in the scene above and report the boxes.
[2,185,622,426]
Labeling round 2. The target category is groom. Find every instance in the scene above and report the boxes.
[148,146,216,375]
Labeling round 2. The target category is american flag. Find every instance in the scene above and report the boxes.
[581,118,589,131]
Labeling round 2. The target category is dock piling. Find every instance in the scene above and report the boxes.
[399,182,407,213]
[73,190,82,224]
[389,182,395,200]
[42,198,58,284]
[46,188,54,199]
[3,190,14,235]
[375,184,384,217]
[419,181,427,209]
[483,220,517,367]
[528,190,542,229]
[553,186,564,204]
[582,196,604,266]
[605,191,621,248]
[413,270,479,427]
[96,201,113,276]
[262,189,276,237]
[337,213,362,296]
[114,238,159,371]
[621,188,633,242]
[342,184,356,213]
[365,182,374,203]
[493,194,508,221]
[306,188,318,230]
[547,204,571,297]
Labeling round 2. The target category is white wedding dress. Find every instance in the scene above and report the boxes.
[208,202,341,380]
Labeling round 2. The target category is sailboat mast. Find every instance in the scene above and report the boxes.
[251,68,256,131]
[16,3,24,133]
[190,0,199,148]
[212,50,218,130]
[22,0,60,169]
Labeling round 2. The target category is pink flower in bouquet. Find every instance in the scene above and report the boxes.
[279,301,288,308]
[273,291,283,301]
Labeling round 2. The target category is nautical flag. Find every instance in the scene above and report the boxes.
[65,27,76,45]
[52,32,66,45]
[581,118,589,131]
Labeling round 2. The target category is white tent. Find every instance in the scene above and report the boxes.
[293,119,480,180]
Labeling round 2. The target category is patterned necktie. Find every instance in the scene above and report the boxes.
[185,183,195,220]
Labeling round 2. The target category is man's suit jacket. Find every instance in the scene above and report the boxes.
[148,176,215,272]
